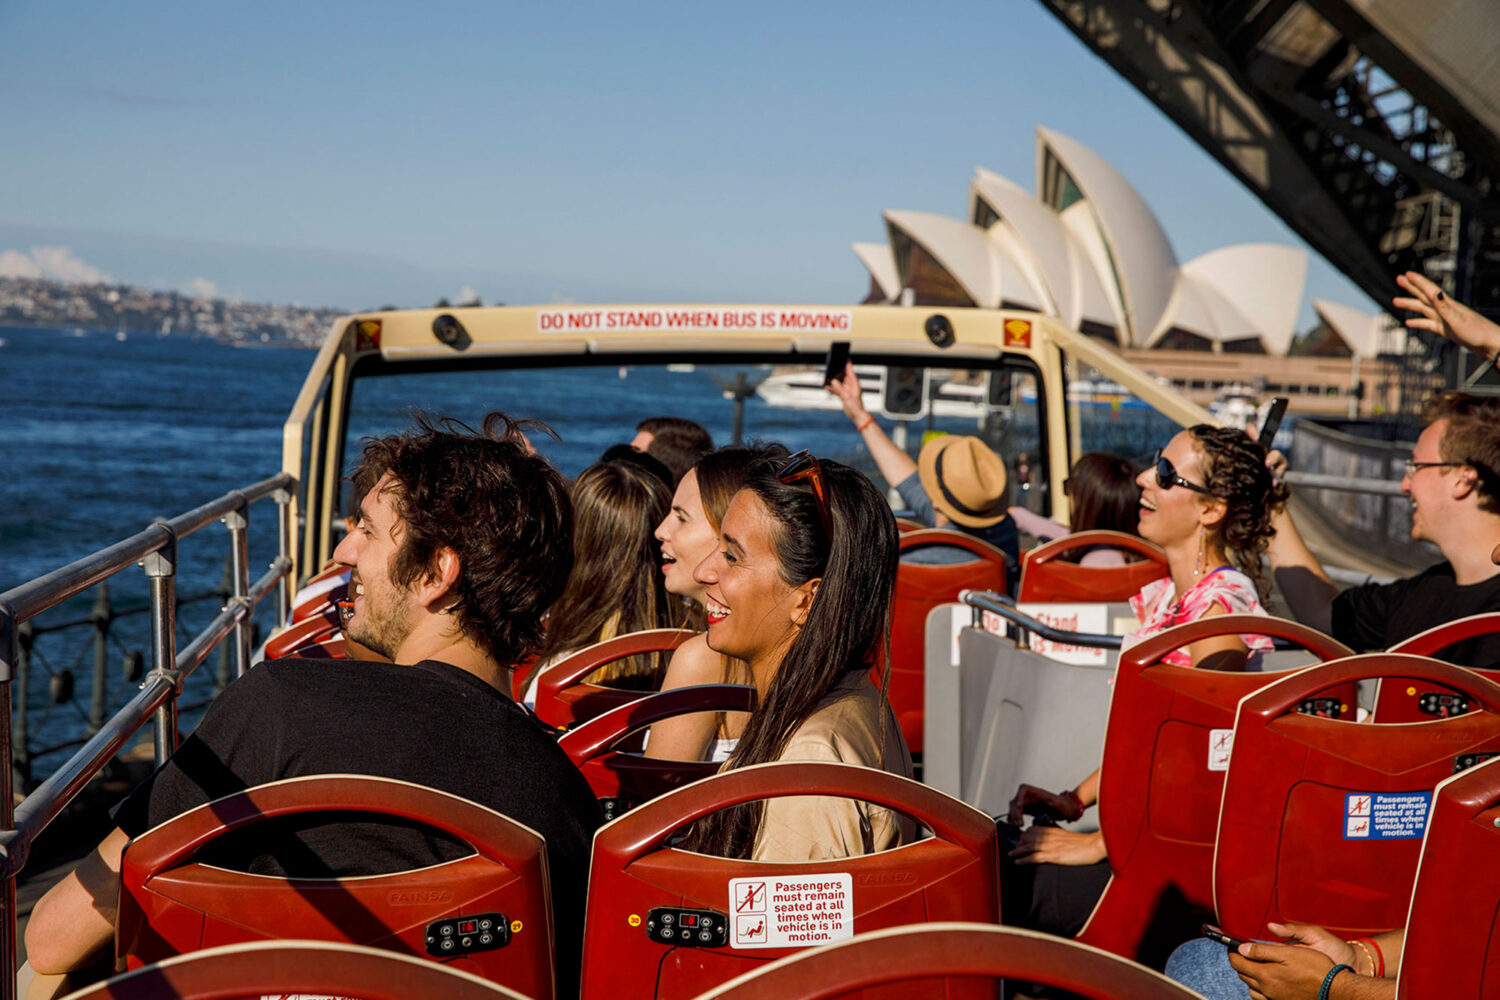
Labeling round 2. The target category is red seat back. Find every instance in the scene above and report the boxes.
[533,628,696,728]
[67,940,529,1000]
[889,529,1008,755]
[1374,613,1500,722]
[558,683,757,819]
[1016,530,1167,603]
[291,576,349,624]
[262,612,341,661]
[1398,756,1500,998]
[1215,654,1500,941]
[697,923,1204,999]
[1079,617,1353,966]
[117,774,557,1000]
[580,760,999,1000]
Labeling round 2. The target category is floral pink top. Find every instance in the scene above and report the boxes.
[1122,566,1273,667]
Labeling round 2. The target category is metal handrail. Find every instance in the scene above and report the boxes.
[0,472,295,1000]
[1283,470,1405,497]
[960,589,1123,649]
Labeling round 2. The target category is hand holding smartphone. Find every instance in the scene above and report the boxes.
[822,342,851,386]
[1202,923,1250,952]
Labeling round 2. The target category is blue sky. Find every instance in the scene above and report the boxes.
[0,0,1373,324]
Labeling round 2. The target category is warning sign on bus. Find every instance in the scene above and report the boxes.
[727,873,853,950]
[536,307,853,334]
[1343,791,1431,840]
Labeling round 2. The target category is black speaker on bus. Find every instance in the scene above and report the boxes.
[881,366,928,420]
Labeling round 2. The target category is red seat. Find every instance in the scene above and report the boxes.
[533,628,697,729]
[1214,654,1500,941]
[65,940,528,1000]
[1398,756,1500,998]
[889,529,1008,755]
[894,517,926,533]
[1373,612,1500,722]
[1078,616,1353,966]
[1016,530,1167,603]
[698,923,1204,999]
[116,774,557,1000]
[261,611,341,661]
[557,683,757,819]
[579,760,999,1000]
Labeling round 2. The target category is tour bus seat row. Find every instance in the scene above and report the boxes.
[580,760,1000,1000]
[1397,755,1500,997]
[532,628,697,729]
[557,683,757,819]
[1014,530,1168,603]
[65,940,528,1000]
[1078,616,1354,966]
[1214,653,1500,943]
[1372,611,1500,722]
[886,529,1009,757]
[115,774,558,1000]
[260,611,343,662]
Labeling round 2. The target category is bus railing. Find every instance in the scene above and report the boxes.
[0,472,294,1000]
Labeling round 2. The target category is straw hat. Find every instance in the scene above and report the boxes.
[917,435,1008,528]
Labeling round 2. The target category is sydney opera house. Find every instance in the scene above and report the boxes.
[851,128,1413,415]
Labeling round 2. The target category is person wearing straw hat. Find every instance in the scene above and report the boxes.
[828,361,1018,582]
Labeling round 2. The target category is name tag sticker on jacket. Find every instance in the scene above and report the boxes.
[728,873,853,949]
[1343,791,1431,839]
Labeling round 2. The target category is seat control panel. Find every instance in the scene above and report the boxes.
[1295,697,1345,718]
[646,907,728,947]
[1419,692,1470,717]
[425,913,510,957]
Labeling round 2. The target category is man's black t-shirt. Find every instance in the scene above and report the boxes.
[1331,562,1500,667]
[113,658,601,993]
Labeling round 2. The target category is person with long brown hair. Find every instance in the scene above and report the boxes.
[645,444,787,761]
[1008,452,1142,565]
[677,452,913,861]
[529,458,675,695]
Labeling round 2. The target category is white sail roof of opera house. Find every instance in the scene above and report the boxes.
[856,126,1317,356]
[1313,298,1407,360]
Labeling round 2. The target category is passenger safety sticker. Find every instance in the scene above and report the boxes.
[1207,729,1233,771]
[1343,791,1431,840]
[537,307,852,334]
[727,873,853,949]
[1015,603,1110,666]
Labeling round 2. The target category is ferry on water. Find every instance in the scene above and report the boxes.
[2,298,1496,1000]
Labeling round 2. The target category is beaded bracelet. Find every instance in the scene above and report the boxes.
[1319,963,1353,1000]
[1347,939,1374,977]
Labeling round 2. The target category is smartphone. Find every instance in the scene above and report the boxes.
[822,341,851,386]
[1257,397,1289,450]
[1202,924,1250,951]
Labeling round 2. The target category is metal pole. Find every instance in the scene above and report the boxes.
[13,625,30,790]
[730,372,747,446]
[274,488,293,630]
[142,528,179,766]
[0,604,21,1000]
[89,583,111,733]
[225,503,253,680]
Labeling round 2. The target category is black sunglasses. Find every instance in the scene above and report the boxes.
[776,449,834,539]
[1153,449,1216,497]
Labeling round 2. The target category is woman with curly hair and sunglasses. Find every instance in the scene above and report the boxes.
[1004,424,1288,937]
[677,451,914,862]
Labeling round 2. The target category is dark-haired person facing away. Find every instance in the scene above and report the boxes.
[27,412,602,996]
[1266,390,1500,666]
[631,415,714,487]
[1008,452,1142,565]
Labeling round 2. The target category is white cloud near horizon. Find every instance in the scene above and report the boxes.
[0,246,113,284]
[184,277,219,299]
[456,284,481,305]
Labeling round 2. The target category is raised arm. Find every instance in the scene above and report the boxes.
[1394,271,1500,362]
[1265,504,1339,635]
[826,361,917,489]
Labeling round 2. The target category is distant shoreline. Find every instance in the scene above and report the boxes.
[0,320,319,349]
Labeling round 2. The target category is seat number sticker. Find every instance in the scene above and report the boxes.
[1343,791,1431,839]
[728,873,853,949]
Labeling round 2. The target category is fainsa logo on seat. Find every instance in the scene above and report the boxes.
[387,888,454,906]
[856,871,916,886]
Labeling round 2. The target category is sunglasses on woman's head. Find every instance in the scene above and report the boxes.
[1153,449,1216,496]
[776,449,834,539]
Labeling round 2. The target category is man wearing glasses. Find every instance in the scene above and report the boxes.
[1266,391,1500,666]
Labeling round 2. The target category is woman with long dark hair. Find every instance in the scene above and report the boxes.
[1005,425,1288,935]
[645,444,787,762]
[1008,452,1142,565]
[678,452,913,861]
[528,459,674,694]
